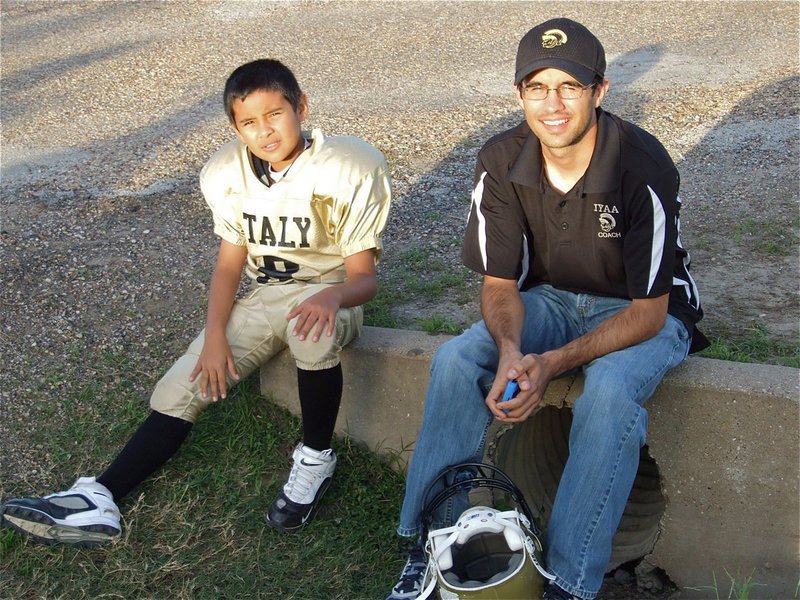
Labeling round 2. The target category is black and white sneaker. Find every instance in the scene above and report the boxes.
[1,477,121,546]
[265,443,336,532]
[385,542,428,600]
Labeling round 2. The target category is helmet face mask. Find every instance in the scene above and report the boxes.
[419,463,555,600]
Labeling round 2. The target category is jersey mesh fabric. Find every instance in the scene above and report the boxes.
[200,128,392,284]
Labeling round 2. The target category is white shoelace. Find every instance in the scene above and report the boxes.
[284,449,333,503]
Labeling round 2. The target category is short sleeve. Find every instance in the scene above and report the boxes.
[461,152,526,280]
[622,170,679,298]
[333,164,392,262]
[199,153,247,247]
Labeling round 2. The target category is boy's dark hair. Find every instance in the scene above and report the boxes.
[224,59,303,124]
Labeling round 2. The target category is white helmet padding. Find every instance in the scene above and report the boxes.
[427,506,551,592]
[418,462,555,599]
[430,507,525,571]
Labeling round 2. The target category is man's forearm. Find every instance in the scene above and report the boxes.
[481,277,525,356]
[541,294,669,376]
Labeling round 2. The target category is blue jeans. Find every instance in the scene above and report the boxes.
[397,284,691,599]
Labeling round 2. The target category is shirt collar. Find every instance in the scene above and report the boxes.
[508,108,621,194]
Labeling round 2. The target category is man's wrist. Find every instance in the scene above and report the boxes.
[497,342,522,361]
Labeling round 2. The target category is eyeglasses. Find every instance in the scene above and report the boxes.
[520,82,597,101]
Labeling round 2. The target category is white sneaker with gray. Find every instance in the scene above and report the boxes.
[265,443,336,532]
[1,477,121,546]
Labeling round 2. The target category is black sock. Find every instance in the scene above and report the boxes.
[297,365,343,451]
[97,411,192,501]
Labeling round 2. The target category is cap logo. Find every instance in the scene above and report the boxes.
[541,28,567,49]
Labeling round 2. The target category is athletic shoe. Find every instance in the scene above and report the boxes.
[385,542,428,600]
[265,443,336,532]
[542,581,581,600]
[1,477,121,546]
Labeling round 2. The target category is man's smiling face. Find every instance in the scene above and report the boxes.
[517,67,607,154]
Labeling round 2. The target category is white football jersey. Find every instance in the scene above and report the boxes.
[200,128,392,283]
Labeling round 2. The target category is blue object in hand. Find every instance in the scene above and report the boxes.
[500,380,519,414]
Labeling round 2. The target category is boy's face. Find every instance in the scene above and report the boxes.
[230,89,308,171]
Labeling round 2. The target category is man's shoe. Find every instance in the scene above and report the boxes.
[265,443,336,532]
[1,477,121,546]
[542,581,581,600]
[385,542,428,600]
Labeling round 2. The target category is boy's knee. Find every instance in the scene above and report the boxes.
[286,304,362,368]
[149,356,210,424]
[287,322,343,369]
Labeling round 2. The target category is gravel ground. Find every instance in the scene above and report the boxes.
[1,2,798,597]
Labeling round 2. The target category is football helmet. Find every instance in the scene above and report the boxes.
[416,462,555,599]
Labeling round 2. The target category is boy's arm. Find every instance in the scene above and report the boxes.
[287,249,378,343]
[189,239,248,401]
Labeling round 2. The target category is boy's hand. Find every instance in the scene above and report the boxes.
[287,287,343,342]
[189,332,240,402]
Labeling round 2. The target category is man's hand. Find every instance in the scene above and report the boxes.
[287,286,343,342]
[485,351,558,422]
[189,331,240,402]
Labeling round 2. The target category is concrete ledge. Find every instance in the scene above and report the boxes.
[261,326,799,598]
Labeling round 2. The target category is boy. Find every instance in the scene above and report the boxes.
[1,59,392,544]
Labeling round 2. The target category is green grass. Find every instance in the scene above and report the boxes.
[733,218,799,256]
[685,568,771,599]
[0,375,408,600]
[363,286,400,328]
[416,315,464,335]
[366,245,478,331]
[698,322,800,368]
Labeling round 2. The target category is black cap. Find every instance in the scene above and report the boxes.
[515,18,606,86]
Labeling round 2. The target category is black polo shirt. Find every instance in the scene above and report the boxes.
[462,109,705,348]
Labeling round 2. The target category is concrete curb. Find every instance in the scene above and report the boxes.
[261,326,799,598]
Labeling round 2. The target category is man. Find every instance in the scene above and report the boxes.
[386,18,705,600]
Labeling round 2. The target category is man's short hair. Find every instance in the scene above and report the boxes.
[224,59,303,123]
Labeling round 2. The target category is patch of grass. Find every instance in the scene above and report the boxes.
[1,375,408,600]
[699,322,800,368]
[371,245,476,329]
[363,286,400,328]
[0,528,19,556]
[394,250,469,301]
[685,568,768,599]
[416,315,464,335]
[396,247,429,265]
[733,218,799,256]
[403,268,467,299]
